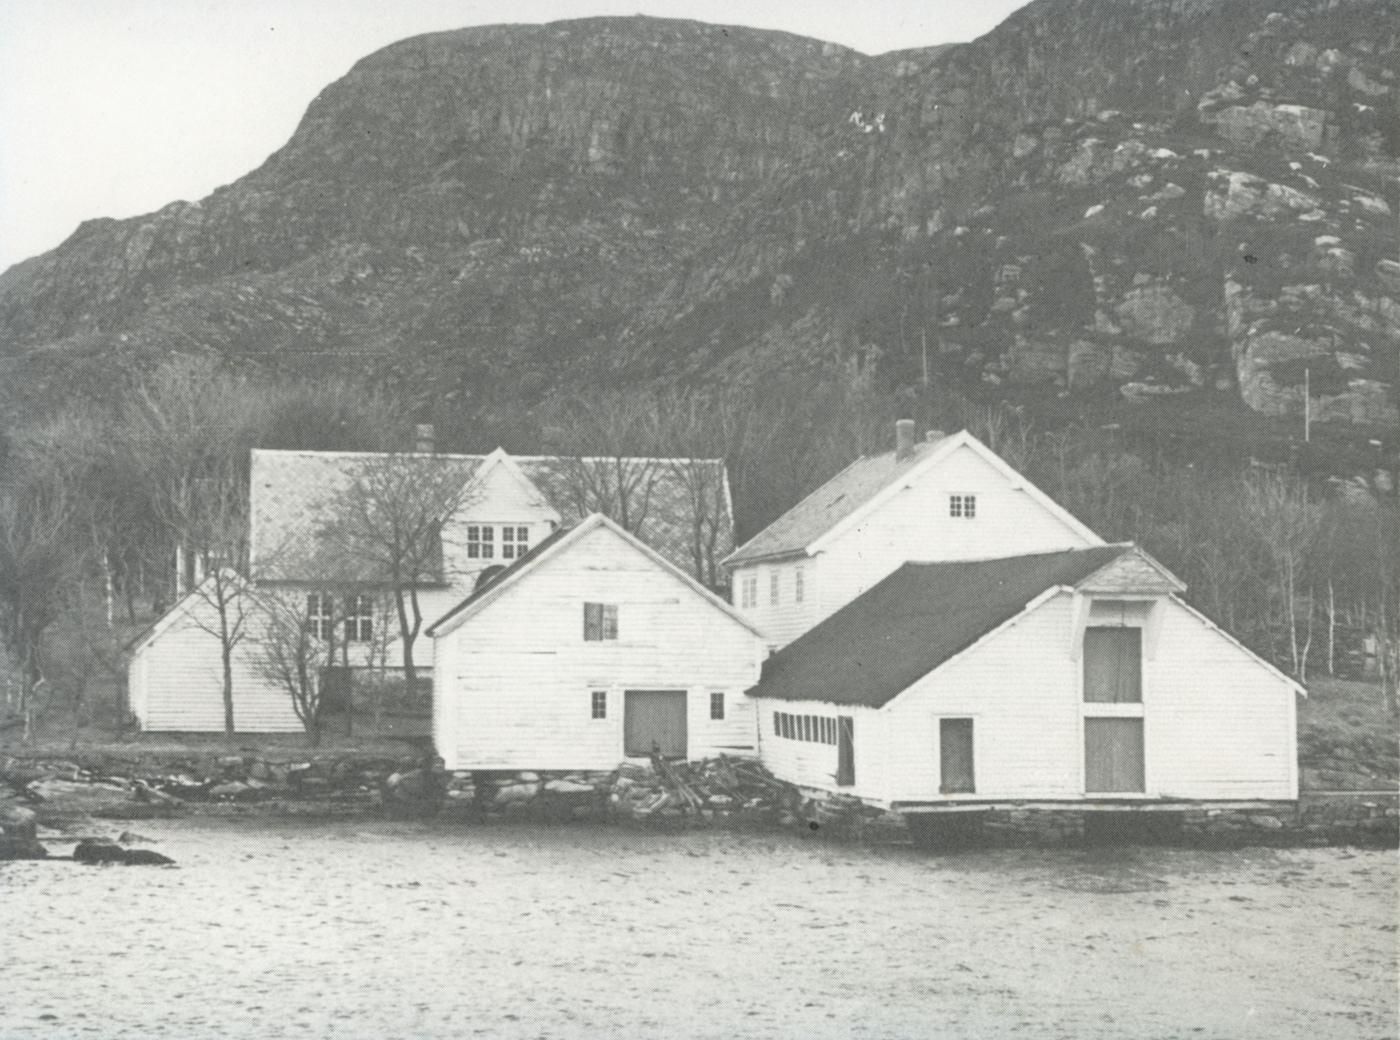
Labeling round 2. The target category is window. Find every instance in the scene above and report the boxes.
[344,594,373,643]
[583,602,618,641]
[501,525,530,560]
[794,566,804,604]
[467,525,494,559]
[770,570,780,606]
[1083,627,1142,703]
[307,593,334,641]
[591,690,608,720]
[949,494,977,519]
[710,692,725,721]
[773,711,840,745]
[739,573,758,609]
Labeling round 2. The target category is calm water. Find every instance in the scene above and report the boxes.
[3,819,1396,1039]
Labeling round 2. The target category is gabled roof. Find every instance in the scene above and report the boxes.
[127,569,251,655]
[746,546,1132,707]
[426,513,765,640]
[723,429,1101,567]
[251,448,732,583]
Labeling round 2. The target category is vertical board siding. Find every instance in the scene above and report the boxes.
[873,592,1296,803]
[436,524,765,771]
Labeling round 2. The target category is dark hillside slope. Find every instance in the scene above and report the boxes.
[0,2,1395,448]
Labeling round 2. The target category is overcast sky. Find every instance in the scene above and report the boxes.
[0,1,1027,272]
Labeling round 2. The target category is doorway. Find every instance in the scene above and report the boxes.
[624,690,688,758]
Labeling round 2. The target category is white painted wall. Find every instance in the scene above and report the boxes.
[732,558,818,648]
[433,523,767,770]
[871,591,1297,806]
[128,592,303,733]
[815,445,1098,631]
[754,700,886,800]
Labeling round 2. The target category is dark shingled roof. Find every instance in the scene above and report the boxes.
[747,546,1131,708]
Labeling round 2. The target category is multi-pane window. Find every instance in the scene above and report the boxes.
[344,594,373,643]
[949,494,977,519]
[710,692,725,721]
[591,690,608,720]
[466,524,495,559]
[770,570,780,606]
[773,711,837,744]
[739,573,758,608]
[501,526,530,560]
[583,602,619,641]
[307,593,334,641]
[794,566,804,604]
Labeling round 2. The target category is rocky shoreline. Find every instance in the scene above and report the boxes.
[3,749,1395,860]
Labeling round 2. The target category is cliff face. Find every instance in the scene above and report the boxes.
[1,2,1396,436]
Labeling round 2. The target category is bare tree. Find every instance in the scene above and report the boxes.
[541,392,664,534]
[1244,470,1321,678]
[251,590,341,746]
[316,454,473,692]
[0,465,81,739]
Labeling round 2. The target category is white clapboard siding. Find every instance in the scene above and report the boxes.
[433,521,766,771]
[755,701,885,800]
[128,595,302,733]
[815,444,1098,631]
[876,592,1297,805]
[733,559,819,648]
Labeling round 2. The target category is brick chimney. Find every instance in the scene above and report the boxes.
[415,423,436,453]
[895,419,916,461]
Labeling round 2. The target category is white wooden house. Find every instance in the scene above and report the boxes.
[724,422,1103,648]
[427,514,768,770]
[128,433,734,733]
[126,571,301,733]
[735,425,1303,816]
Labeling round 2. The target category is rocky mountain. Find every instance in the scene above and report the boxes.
[1,0,1396,446]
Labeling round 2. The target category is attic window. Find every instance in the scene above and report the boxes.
[949,494,977,519]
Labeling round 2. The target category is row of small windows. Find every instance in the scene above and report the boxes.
[466,525,531,560]
[306,593,374,643]
[739,565,806,608]
[588,691,725,720]
[774,711,837,744]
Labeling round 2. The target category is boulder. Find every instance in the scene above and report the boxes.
[1,802,38,839]
[72,838,174,866]
[543,779,594,795]
[0,836,47,860]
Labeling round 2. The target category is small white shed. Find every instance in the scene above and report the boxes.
[126,571,302,733]
[747,545,1302,811]
[427,514,769,771]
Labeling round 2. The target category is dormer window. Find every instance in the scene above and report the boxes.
[467,525,494,559]
[949,494,977,519]
[501,525,530,560]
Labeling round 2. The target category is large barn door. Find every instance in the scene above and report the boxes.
[624,690,688,758]
[1084,718,1145,792]
[939,718,975,794]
